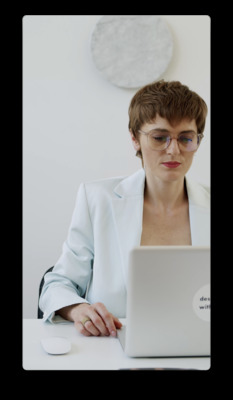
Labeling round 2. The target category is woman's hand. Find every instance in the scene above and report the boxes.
[58,302,122,337]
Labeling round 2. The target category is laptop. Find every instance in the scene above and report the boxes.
[117,246,210,357]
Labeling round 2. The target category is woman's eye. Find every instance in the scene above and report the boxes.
[152,136,167,142]
[179,136,193,143]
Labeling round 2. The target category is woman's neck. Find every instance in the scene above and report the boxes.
[144,172,187,213]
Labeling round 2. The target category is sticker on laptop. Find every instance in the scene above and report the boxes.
[192,284,210,322]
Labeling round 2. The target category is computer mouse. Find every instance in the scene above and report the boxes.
[41,336,71,355]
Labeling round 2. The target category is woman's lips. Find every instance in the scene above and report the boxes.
[162,162,181,168]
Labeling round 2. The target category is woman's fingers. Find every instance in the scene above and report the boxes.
[113,315,123,329]
[73,302,122,337]
[75,321,92,336]
[82,319,101,336]
[93,302,119,336]
[89,309,109,336]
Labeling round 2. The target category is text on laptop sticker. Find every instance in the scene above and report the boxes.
[192,284,210,322]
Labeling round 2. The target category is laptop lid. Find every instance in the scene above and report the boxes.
[120,246,210,357]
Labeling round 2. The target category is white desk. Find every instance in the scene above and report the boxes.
[23,319,210,370]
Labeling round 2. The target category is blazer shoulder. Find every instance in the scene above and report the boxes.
[83,175,127,199]
[196,181,210,197]
[83,169,145,200]
[186,177,210,209]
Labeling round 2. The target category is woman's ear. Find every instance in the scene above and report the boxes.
[129,129,141,152]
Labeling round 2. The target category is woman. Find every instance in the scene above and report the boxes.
[39,80,210,337]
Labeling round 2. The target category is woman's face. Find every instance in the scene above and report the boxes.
[131,115,198,183]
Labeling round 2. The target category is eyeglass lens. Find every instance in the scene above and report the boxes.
[148,131,200,151]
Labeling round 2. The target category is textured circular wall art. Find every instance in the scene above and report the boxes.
[90,15,173,89]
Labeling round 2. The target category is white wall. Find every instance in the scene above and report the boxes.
[23,15,210,318]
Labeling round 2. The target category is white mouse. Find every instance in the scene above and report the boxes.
[41,336,71,355]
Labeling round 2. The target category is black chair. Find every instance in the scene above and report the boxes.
[38,266,54,318]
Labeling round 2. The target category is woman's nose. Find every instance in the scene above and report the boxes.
[166,138,181,155]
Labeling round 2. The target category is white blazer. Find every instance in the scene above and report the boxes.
[40,168,210,322]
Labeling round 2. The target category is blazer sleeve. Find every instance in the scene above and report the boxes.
[39,183,94,323]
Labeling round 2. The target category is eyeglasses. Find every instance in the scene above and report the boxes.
[138,129,204,152]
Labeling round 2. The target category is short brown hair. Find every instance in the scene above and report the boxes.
[128,80,208,160]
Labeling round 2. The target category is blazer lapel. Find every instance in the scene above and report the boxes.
[111,169,145,285]
[185,177,210,246]
[111,170,210,286]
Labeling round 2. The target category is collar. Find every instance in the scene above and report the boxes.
[114,168,210,210]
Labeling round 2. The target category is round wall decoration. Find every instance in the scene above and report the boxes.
[90,15,173,89]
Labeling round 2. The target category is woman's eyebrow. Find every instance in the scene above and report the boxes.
[179,130,197,134]
[149,128,197,134]
[149,128,170,132]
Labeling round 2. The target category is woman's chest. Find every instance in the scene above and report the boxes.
[140,204,192,246]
